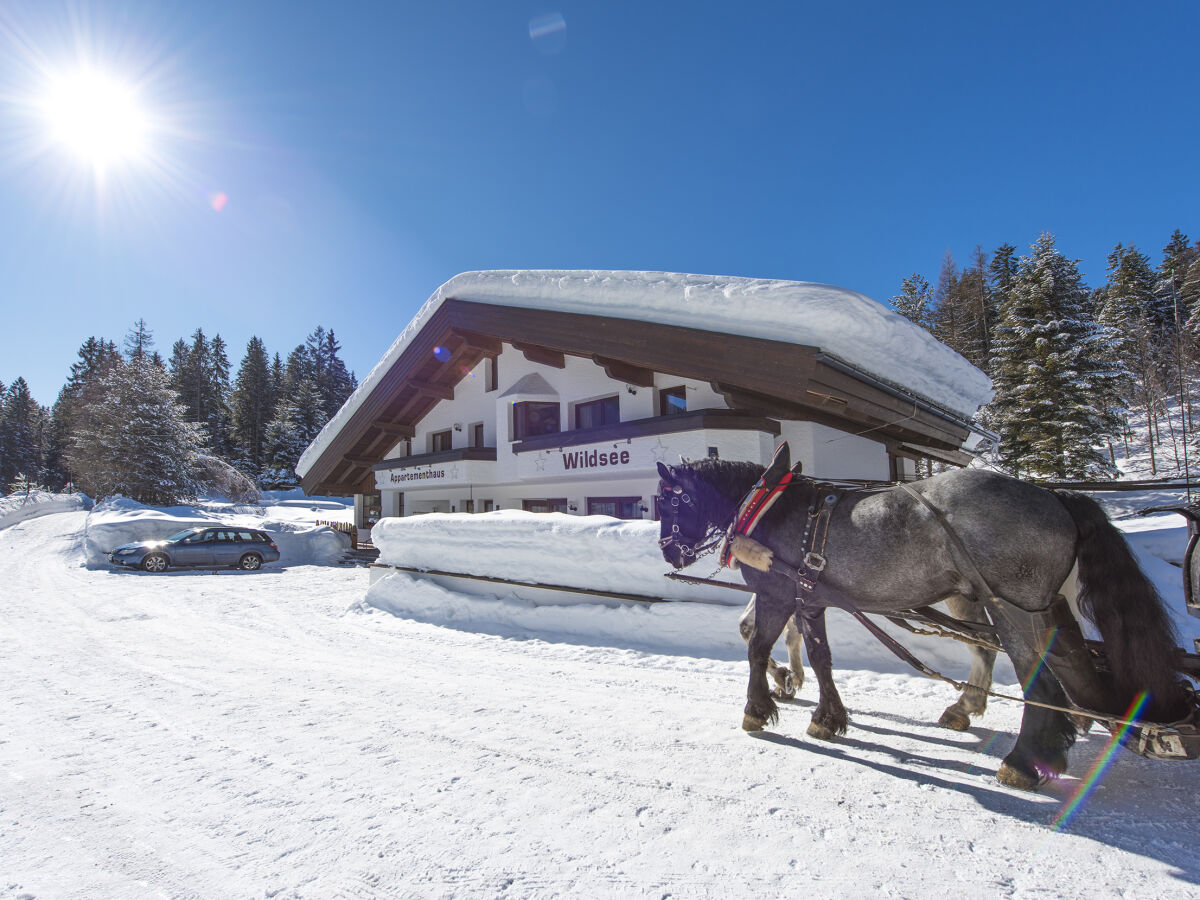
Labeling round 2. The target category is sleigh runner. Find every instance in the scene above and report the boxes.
[656,443,1200,787]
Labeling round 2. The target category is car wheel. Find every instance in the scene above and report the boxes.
[142,554,169,573]
[238,553,263,571]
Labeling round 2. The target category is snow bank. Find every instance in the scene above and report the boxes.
[368,503,1200,677]
[362,569,1016,677]
[372,510,745,603]
[299,270,992,477]
[84,496,350,568]
[0,490,91,531]
[368,510,1019,675]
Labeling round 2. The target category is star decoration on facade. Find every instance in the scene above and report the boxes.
[534,455,546,472]
[448,465,460,480]
[650,439,670,462]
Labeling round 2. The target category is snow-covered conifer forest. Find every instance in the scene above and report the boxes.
[891,229,1200,481]
[0,322,356,503]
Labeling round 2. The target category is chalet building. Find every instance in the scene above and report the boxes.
[297,271,993,539]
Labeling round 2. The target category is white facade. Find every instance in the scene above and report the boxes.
[368,343,891,528]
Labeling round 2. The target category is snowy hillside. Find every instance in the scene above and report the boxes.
[2,498,1199,897]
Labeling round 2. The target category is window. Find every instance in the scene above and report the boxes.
[236,531,255,541]
[486,356,498,392]
[513,401,560,439]
[470,422,485,448]
[482,500,494,512]
[574,395,620,430]
[660,385,687,416]
[587,497,644,519]
[522,498,569,514]
[363,492,382,527]
[431,429,453,452]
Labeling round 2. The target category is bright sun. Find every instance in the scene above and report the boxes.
[41,69,149,167]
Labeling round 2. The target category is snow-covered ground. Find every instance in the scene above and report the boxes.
[0,489,90,531]
[2,501,1199,898]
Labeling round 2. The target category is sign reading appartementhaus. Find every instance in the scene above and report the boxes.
[374,458,497,491]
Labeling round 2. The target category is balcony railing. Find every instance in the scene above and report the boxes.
[511,408,780,454]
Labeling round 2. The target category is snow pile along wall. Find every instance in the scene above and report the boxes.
[84,497,350,568]
[373,510,745,604]
[0,491,91,531]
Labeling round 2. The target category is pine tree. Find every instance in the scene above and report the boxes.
[1183,257,1200,330]
[65,359,205,505]
[51,337,123,487]
[316,328,357,419]
[1157,229,1198,313]
[208,334,234,458]
[123,319,155,363]
[988,243,1019,309]
[169,329,233,459]
[1,378,42,489]
[261,379,326,488]
[891,273,933,331]
[987,234,1123,479]
[230,336,275,475]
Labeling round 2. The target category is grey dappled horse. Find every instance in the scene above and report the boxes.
[659,458,1191,790]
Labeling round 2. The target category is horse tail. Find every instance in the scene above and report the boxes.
[1054,490,1187,722]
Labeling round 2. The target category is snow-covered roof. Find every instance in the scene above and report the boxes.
[298,270,992,477]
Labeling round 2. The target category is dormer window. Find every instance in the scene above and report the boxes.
[513,401,560,439]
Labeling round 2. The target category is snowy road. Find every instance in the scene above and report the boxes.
[2,512,1199,899]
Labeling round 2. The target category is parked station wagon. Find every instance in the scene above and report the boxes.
[109,527,281,572]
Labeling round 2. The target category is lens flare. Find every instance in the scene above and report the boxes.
[1050,691,1150,831]
[433,346,451,362]
[1021,627,1059,694]
[210,192,228,212]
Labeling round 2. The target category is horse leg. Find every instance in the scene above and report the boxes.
[938,594,996,731]
[738,597,796,700]
[988,615,1078,791]
[783,615,805,696]
[741,591,793,732]
[798,605,848,740]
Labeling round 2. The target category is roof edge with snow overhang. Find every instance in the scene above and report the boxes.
[297,270,992,481]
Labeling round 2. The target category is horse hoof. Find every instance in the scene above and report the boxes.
[742,714,766,732]
[806,721,836,741]
[938,709,971,731]
[996,762,1044,791]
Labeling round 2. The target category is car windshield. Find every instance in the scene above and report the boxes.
[166,529,201,543]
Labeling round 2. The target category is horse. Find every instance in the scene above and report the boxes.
[657,455,1193,790]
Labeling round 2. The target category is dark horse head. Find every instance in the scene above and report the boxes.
[656,458,763,569]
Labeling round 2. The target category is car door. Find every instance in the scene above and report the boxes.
[211,530,242,566]
[172,530,216,567]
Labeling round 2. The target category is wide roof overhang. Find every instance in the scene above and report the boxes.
[300,299,974,496]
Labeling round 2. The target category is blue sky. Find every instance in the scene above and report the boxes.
[1,1,1198,405]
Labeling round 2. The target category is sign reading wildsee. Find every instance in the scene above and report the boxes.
[560,448,631,470]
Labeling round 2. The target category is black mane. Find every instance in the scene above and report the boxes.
[682,458,764,520]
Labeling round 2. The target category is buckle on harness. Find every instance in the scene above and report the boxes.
[804,552,827,573]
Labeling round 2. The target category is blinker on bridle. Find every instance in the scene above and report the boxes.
[657,483,723,560]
